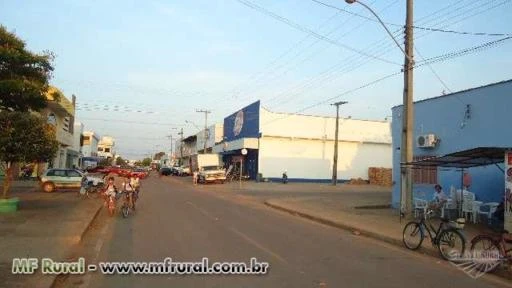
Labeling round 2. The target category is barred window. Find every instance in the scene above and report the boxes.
[412,156,438,184]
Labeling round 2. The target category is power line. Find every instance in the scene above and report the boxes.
[79,117,186,126]
[311,0,512,37]
[235,0,401,66]
[265,0,507,110]
[262,34,512,127]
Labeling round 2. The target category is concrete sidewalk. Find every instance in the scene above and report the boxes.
[264,196,512,280]
[0,187,103,288]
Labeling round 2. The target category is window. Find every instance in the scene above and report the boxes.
[66,170,82,178]
[105,148,111,153]
[98,147,103,152]
[83,136,91,145]
[54,170,67,177]
[46,169,56,176]
[412,156,438,184]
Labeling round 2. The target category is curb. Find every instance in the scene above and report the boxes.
[79,203,104,243]
[48,203,103,288]
[264,200,512,283]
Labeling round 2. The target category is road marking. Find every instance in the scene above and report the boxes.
[228,226,288,265]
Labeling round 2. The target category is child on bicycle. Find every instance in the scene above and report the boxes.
[103,177,118,202]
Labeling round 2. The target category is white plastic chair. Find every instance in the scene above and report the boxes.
[414,198,428,218]
[462,191,475,222]
[477,202,500,224]
[472,201,483,223]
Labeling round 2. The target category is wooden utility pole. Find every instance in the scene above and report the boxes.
[196,109,211,154]
[178,128,184,166]
[401,0,414,215]
[331,101,348,186]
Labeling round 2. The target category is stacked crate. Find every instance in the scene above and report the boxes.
[368,167,392,186]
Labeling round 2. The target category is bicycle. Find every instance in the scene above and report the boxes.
[120,190,136,218]
[470,229,512,273]
[79,180,103,199]
[403,208,467,261]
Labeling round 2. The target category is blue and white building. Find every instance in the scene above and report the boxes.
[213,101,392,181]
[391,79,512,208]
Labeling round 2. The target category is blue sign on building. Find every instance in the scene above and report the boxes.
[224,101,260,142]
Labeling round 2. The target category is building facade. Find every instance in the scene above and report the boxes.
[82,131,99,158]
[97,136,116,159]
[390,80,512,208]
[209,100,392,181]
[68,121,84,168]
[42,87,75,169]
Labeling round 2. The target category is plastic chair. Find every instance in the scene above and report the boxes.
[477,202,500,225]
[414,198,428,218]
[462,191,475,222]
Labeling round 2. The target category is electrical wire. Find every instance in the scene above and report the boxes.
[261,34,512,127]
[265,0,507,110]
[235,0,401,66]
[311,0,512,37]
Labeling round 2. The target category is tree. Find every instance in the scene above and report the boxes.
[141,158,152,167]
[98,158,111,167]
[0,25,58,112]
[0,111,59,198]
[116,156,127,167]
[154,152,166,160]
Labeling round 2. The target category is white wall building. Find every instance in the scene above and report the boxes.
[214,100,392,181]
[98,136,116,159]
[82,131,100,158]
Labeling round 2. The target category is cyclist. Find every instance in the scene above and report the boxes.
[122,178,136,210]
[103,176,118,206]
[129,176,140,199]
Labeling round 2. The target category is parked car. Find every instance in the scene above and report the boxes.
[39,169,103,193]
[159,167,172,176]
[130,168,148,179]
[86,166,110,174]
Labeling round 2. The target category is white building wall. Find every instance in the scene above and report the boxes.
[259,107,391,144]
[258,137,392,180]
[82,131,99,157]
[72,122,84,153]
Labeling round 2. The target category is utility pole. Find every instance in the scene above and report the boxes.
[178,128,184,166]
[331,101,348,186]
[196,109,211,154]
[401,0,414,216]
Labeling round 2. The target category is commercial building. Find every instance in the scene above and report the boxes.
[390,80,511,209]
[177,100,392,181]
[212,101,392,181]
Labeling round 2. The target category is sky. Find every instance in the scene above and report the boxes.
[1,0,511,159]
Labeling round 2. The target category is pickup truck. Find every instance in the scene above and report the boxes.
[198,166,226,184]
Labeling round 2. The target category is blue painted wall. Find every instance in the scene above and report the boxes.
[224,101,260,142]
[391,80,512,208]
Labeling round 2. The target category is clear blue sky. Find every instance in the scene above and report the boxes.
[1,0,511,159]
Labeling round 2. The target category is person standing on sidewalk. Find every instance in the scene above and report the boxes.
[193,169,198,185]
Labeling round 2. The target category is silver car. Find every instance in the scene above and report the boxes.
[39,169,104,193]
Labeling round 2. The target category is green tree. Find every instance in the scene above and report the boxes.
[0,25,58,112]
[98,158,111,167]
[141,158,151,167]
[116,156,127,167]
[0,111,59,198]
[154,152,166,160]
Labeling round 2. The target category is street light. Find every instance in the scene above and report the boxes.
[344,0,414,216]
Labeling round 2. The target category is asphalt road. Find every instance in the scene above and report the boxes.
[56,175,508,288]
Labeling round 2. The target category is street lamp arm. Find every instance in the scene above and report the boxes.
[346,0,412,62]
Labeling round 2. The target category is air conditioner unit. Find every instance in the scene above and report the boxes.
[417,134,438,148]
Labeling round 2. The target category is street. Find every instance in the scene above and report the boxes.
[54,175,506,288]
